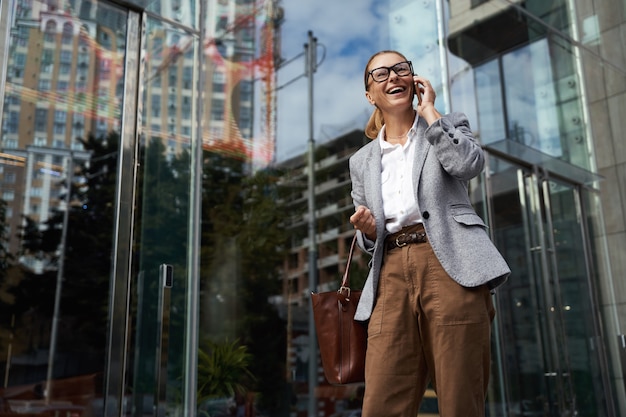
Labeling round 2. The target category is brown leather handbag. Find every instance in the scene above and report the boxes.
[311,234,367,385]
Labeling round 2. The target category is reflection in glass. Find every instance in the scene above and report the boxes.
[478,155,607,417]
[0,1,127,415]
[475,60,506,144]
[129,18,196,417]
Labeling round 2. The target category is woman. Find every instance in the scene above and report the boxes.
[349,50,510,417]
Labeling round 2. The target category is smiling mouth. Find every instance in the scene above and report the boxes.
[387,86,406,95]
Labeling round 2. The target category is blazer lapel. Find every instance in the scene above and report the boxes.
[413,118,430,196]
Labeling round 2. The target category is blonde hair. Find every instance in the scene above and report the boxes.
[364,108,385,139]
[363,50,410,139]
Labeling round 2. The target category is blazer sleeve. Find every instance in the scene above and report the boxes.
[425,112,484,181]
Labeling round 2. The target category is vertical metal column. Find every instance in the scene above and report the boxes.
[305,30,318,417]
[184,5,206,416]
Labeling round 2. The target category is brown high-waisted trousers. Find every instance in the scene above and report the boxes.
[362,224,495,417]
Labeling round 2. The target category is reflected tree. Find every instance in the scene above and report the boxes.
[131,135,192,399]
[0,199,17,369]
[200,151,290,415]
[5,131,119,382]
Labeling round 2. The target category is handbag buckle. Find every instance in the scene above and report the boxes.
[338,286,351,300]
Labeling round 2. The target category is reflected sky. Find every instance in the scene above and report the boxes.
[274,0,387,161]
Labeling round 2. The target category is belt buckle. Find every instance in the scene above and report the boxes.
[395,233,408,248]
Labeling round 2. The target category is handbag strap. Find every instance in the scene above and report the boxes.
[338,234,357,297]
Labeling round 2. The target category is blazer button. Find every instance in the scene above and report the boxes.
[422,211,430,219]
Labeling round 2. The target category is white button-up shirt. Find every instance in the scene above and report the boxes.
[378,114,422,234]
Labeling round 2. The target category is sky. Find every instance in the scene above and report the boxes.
[272,0,384,162]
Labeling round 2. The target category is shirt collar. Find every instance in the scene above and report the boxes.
[378,111,420,150]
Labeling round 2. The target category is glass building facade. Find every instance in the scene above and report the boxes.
[0,0,625,417]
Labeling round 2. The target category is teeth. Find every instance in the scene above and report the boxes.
[389,87,404,94]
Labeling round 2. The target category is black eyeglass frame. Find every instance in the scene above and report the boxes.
[364,61,414,89]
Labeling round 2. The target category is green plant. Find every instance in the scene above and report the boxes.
[197,339,255,404]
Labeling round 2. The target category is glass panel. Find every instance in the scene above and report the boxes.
[127,17,197,417]
[122,0,197,28]
[502,40,564,157]
[475,60,506,144]
[480,153,608,416]
[544,178,607,416]
[0,1,127,416]
[476,158,552,416]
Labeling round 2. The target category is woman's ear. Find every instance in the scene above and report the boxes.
[365,91,375,105]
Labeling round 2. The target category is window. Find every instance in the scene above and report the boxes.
[211,99,224,120]
[14,53,26,66]
[59,63,72,74]
[62,22,74,44]
[60,50,72,63]
[3,172,16,184]
[3,139,18,148]
[169,67,177,85]
[151,94,161,107]
[217,16,228,32]
[7,95,20,106]
[39,79,51,91]
[6,112,19,133]
[45,20,57,34]
[34,137,47,146]
[212,71,225,83]
[55,110,67,123]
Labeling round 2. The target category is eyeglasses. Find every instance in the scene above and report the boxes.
[365,61,413,87]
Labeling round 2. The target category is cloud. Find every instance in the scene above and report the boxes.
[273,0,383,161]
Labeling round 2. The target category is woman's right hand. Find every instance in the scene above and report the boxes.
[413,75,442,125]
[350,205,377,240]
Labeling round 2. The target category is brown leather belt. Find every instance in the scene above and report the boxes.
[385,227,427,251]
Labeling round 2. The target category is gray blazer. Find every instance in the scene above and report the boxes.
[349,112,510,321]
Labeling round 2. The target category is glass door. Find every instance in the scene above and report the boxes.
[0,1,137,416]
[487,157,610,416]
[122,16,199,417]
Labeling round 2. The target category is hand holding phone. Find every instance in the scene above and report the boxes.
[413,76,422,106]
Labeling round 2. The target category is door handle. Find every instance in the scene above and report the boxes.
[155,264,173,416]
